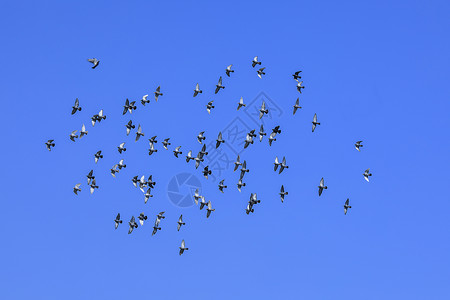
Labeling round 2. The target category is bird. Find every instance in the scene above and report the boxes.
[193,189,201,205]
[199,196,207,210]
[237,179,246,192]
[135,124,144,141]
[292,71,302,81]
[318,178,327,196]
[179,239,189,255]
[355,141,363,152]
[149,136,158,145]
[193,83,202,97]
[363,168,372,182]
[79,124,88,138]
[237,97,246,110]
[274,156,280,171]
[177,215,185,231]
[268,132,277,146]
[141,94,150,106]
[202,166,212,179]
[138,213,148,226]
[249,193,261,205]
[272,126,281,135]
[296,80,305,93]
[110,164,119,177]
[139,175,147,193]
[215,76,225,94]
[225,64,234,77]
[194,152,204,169]
[252,56,261,67]
[94,151,103,163]
[89,178,99,194]
[132,176,139,188]
[199,144,208,157]
[87,58,100,69]
[216,132,225,148]
[344,199,352,215]
[206,201,215,218]
[148,143,158,156]
[69,130,78,142]
[118,159,126,169]
[312,113,320,132]
[206,101,215,114]
[186,150,194,163]
[45,140,55,151]
[173,146,182,158]
[118,142,126,154]
[218,180,227,193]
[234,155,242,171]
[259,101,268,119]
[240,161,249,180]
[162,138,171,150]
[125,120,135,136]
[114,213,123,229]
[155,211,166,225]
[86,170,95,185]
[91,109,106,126]
[71,98,82,115]
[278,156,289,174]
[246,202,254,214]
[147,175,156,188]
[244,133,254,149]
[144,188,153,204]
[257,67,266,79]
[123,99,137,115]
[293,98,302,115]
[197,131,206,144]
[152,224,162,236]
[73,183,81,195]
[259,125,266,142]
[128,216,138,234]
[154,86,163,101]
[279,185,288,203]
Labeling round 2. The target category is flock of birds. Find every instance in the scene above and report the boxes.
[45,56,372,255]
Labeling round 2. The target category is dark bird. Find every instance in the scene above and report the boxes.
[86,170,95,185]
[87,58,100,69]
[114,213,123,229]
[132,176,139,188]
[240,161,249,179]
[118,159,126,169]
[125,120,135,136]
[279,185,288,203]
[144,188,153,204]
[252,56,261,67]
[234,155,242,171]
[149,136,158,144]
[135,124,144,141]
[110,164,119,177]
[193,83,202,97]
[162,138,171,150]
[194,152,204,169]
[244,132,254,149]
[154,86,163,101]
[179,239,189,255]
[91,109,106,126]
[199,144,208,157]
[128,216,138,234]
[73,183,81,195]
[312,113,320,132]
[45,139,55,151]
[147,175,156,188]
[363,168,372,182]
[138,213,148,226]
[218,179,227,193]
[118,142,126,154]
[318,177,327,196]
[199,196,207,210]
[237,97,246,110]
[344,198,352,215]
[215,132,225,148]
[278,156,289,174]
[148,143,158,155]
[197,131,206,144]
[94,151,103,163]
[272,126,281,135]
[215,76,225,94]
[141,94,150,106]
[293,98,302,115]
[173,146,182,158]
[206,101,215,114]
[292,71,302,81]
[202,166,212,179]
[206,201,215,218]
[257,67,266,79]
[71,98,82,115]
[123,98,137,115]
[268,132,277,146]
[355,141,363,152]
[177,215,185,231]
[225,64,234,77]
[296,79,305,93]
[69,130,78,142]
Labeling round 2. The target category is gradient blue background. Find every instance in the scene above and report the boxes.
[1,1,449,299]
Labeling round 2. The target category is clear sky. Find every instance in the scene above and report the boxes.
[1,0,449,299]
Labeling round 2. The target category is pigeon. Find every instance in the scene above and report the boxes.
[197,131,206,144]
[206,201,215,218]
[252,56,261,67]
[155,211,166,226]
[73,183,81,195]
[248,129,257,138]
[272,126,281,135]
[141,94,150,106]
[237,179,246,192]
[215,76,225,94]
[79,124,88,138]
[274,157,280,171]
[278,157,289,174]
[45,140,55,151]
[244,133,254,149]
[193,83,202,97]
[246,202,254,214]
[279,185,288,203]
[89,178,99,194]
[259,101,268,119]
[118,159,126,169]
[110,164,119,177]
[123,99,137,115]
[86,170,95,185]
[93,151,103,164]
[114,213,122,229]
[118,142,126,154]
[240,161,249,180]
[147,175,156,188]
[257,67,266,79]
[218,180,227,193]
[173,146,182,158]
[216,132,225,148]
[193,189,201,205]
[71,98,82,115]
[144,188,153,203]
[152,224,162,236]
[268,132,277,146]
[69,130,78,142]
[234,155,242,171]
[259,125,266,142]
[296,80,305,93]
[91,109,106,126]
[132,176,139,188]
[177,215,185,231]
[202,166,212,179]
[125,120,135,136]
[312,113,320,132]
[148,143,158,155]
[292,71,302,81]
[199,144,208,157]
[355,141,363,152]
[135,124,144,141]
[225,64,234,77]
[249,193,261,205]
[363,168,372,182]
[87,58,100,69]
[148,136,158,145]
[293,98,302,115]
[206,101,215,114]
[154,86,163,101]
[318,177,327,196]
[194,152,204,169]
[162,138,171,150]
[139,175,147,193]
[199,196,207,210]
[186,150,194,163]
[138,213,148,226]
[179,239,189,255]
[344,198,352,215]
[237,97,246,110]
[128,216,138,234]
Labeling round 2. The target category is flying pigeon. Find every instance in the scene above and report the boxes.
[193,83,202,97]
[293,98,302,115]
[274,157,280,171]
[179,239,189,255]
[132,176,139,188]
[296,80,305,93]
[87,58,100,69]
[73,183,81,195]
[234,155,242,171]
[278,157,289,174]
[144,188,153,204]
[154,86,163,101]
[257,67,266,79]
[215,132,225,148]
[177,215,185,231]
[259,125,266,142]
[193,189,201,205]
[240,161,249,179]
[123,99,137,115]
[138,213,148,226]
[199,196,207,210]
[237,97,246,110]
[135,124,144,141]
[86,170,95,185]
[94,150,103,163]
[118,142,126,154]
[71,98,82,115]
[202,166,212,179]
[244,133,254,149]
[318,177,327,196]
[292,71,302,81]
[45,140,55,151]
[215,76,225,94]
[125,120,135,136]
[197,131,206,144]
[139,175,147,193]
[128,216,138,234]
[149,136,158,144]
[268,132,277,146]
[225,64,234,77]
[148,143,158,155]
[312,113,320,132]
[272,126,281,135]
[173,146,182,157]
[186,150,194,163]
[79,124,88,138]
[162,138,171,150]
[355,141,363,152]
[155,211,166,226]
[206,101,215,114]
[344,198,352,215]
[194,152,204,169]
[246,202,254,214]
[199,144,208,157]
[218,180,227,193]
[363,168,372,182]
[141,94,150,106]
[89,178,98,194]
[110,164,119,177]
[249,193,261,205]
[118,159,126,169]
[206,201,215,218]
[237,179,246,192]
[279,185,288,203]
[114,213,122,229]
[252,56,261,67]
[147,175,156,188]
[152,224,161,236]
[91,109,106,126]
[259,101,268,119]
[69,130,78,142]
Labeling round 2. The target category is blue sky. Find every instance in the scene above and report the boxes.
[1,0,449,299]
